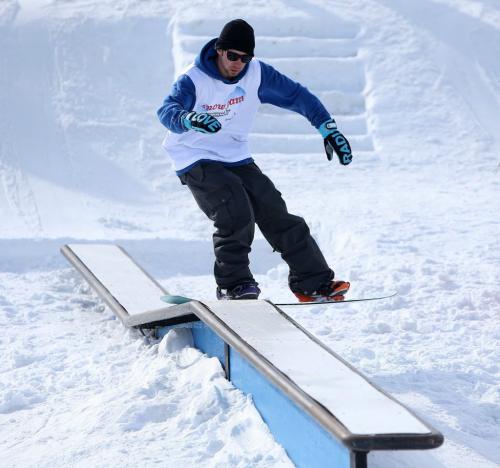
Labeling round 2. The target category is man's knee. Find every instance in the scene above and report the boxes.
[226,188,254,232]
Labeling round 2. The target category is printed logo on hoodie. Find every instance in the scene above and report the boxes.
[202,86,246,117]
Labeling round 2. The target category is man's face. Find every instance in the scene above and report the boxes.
[216,49,251,79]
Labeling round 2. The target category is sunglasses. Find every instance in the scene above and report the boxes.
[225,50,253,64]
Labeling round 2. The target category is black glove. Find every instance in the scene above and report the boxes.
[319,118,353,165]
[182,111,222,134]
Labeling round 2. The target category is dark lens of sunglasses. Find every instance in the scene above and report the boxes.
[226,51,252,64]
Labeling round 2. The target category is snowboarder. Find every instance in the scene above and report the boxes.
[157,19,353,301]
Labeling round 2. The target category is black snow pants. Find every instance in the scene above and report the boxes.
[179,161,333,293]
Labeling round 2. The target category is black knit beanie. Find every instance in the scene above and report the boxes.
[215,19,255,56]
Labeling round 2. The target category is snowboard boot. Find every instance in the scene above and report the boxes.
[216,282,261,300]
[293,280,350,303]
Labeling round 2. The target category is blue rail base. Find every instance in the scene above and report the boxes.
[157,321,364,468]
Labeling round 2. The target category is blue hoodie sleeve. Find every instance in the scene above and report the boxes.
[258,61,330,129]
[157,74,196,133]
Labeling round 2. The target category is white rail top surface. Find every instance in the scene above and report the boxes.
[203,300,431,436]
[68,244,168,316]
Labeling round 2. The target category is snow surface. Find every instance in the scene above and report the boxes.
[0,0,499,467]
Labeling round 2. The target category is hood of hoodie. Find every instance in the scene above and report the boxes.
[195,38,251,84]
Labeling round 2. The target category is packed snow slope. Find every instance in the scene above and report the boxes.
[1,0,499,467]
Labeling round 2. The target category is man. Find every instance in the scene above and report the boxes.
[157,19,353,301]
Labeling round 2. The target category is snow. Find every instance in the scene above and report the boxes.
[0,0,499,467]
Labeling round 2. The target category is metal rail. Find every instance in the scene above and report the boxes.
[186,300,444,452]
[61,243,443,452]
[60,244,197,327]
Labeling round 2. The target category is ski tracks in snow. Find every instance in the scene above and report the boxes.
[0,158,43,237]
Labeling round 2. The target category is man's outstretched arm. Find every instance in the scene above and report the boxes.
[258,61,330,128]
[258,61,352,165]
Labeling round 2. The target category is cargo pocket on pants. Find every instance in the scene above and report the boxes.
[199,186,234,236]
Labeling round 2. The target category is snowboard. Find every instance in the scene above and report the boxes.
[161,292,397,306]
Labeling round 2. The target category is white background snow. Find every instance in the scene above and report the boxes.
[0,0,499,467]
